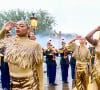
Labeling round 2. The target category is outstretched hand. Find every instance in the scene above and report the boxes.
[3,21,16,31]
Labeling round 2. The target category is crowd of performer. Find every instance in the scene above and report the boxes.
[42,34,96,90]
[0,20,100,90]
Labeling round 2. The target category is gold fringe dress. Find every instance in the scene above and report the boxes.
[69,43,91,90]
[92,40,100,89]
[0,29,43,90]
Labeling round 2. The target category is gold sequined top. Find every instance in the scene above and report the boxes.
[0,28,43,77]
[69,43,91,72]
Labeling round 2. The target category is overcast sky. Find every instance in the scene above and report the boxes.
[0,0,100,36]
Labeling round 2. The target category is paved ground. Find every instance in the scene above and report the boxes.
[44,64,75,90]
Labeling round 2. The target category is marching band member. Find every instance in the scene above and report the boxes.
[44,41,58,86]
[58,40,69,83]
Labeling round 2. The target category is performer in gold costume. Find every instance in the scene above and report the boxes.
[68,36,91,90]
[86,26,100,90]
[28,32,36,40]
[0,21,43,90]
[29,31,43,90]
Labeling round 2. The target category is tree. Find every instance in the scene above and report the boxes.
[37,9,56,35]
[0,9,56,35]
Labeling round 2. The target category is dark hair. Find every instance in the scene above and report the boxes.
[6,31,10,34]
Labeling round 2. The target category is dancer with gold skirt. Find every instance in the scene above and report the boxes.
[86,26,100,90]
[68,36,91,90]
[0,21,43,90]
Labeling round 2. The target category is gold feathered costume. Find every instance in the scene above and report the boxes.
[0,28,43,90]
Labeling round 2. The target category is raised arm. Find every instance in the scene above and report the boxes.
[68,35,82,51]
[0,21,16,39]
[85,26,100,46]
[68,35,82,45]
[68,37,77,45]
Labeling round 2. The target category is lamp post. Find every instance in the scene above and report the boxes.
[30,13,38,34]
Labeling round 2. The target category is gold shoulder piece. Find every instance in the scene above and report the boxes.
[0,53,3,57]
[58,49,63,53]
[66,45,71,50]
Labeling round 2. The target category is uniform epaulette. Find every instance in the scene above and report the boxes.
[58,49,63,53]
[0,53,3,57]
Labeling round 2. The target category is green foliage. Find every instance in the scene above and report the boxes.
[0,9,56,35]
[36,9,56,35]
